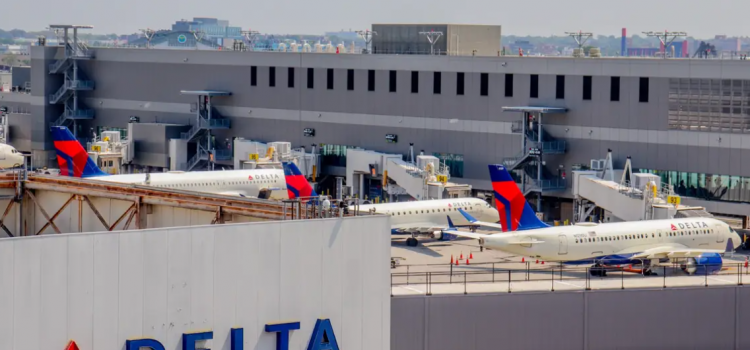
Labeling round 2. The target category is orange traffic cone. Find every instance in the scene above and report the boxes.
[460,252,464,260]
[535,259,539,264]
[541,261,545,265]
[466,259,470,265]
[744,257,748,268]
[66,341,80,350]
[450,255,454,264]
[469,252,474,259]
[455,259,460,266]
[521,257,525,263]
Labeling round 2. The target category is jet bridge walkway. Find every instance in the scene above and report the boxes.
[346,148,471,201]
[572,152,711,223]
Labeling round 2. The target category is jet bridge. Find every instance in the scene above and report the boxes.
[572,150,711,222]
[345,147,471,201]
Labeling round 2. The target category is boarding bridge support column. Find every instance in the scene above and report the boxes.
[359,174,365,199]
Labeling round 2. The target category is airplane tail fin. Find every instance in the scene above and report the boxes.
[446,215,456,230]
[51,126,108,178]
[282,161,318,200]
[488,164,549,232]
[457,208,478,224]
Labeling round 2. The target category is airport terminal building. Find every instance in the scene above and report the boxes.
[2,33,750,220]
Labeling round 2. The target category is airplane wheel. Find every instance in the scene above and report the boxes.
[406,238,419,247]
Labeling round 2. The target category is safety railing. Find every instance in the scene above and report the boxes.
[214,149,233,161]
[391,261,750,296]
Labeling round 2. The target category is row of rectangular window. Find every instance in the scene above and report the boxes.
[250,66,646,102]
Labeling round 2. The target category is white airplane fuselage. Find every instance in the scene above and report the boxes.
[480,218,741,263]
[0,143,24,169]
[357,197,500,234]
[87,169,288,198]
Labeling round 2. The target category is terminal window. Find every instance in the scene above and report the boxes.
[250,66,257,86]
[556,75,565,99]
[411,71,419,94]
[456,72,465,95]
[389,71,397,92]
[668,78,750,133]
[583,76,592,100]
[307,68,314,89]
[327,69,334,90]
[505,74,513,97]
[433,153,464,178]
[288,67,294,88]
[610,77,620,101]
[530,75,539,98]
[269,67,276,87]
[368,70,375,91]
[434,72,441,95]
[640,169,750,204]
[639,77,649,102]
[480,73,489,96]
[347,69,354,91]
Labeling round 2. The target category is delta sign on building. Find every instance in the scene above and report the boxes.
[0,217,390,350]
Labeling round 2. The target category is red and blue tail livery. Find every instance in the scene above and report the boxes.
[51,126,108,178]
[488,164,549,232]
[282,161,318,199]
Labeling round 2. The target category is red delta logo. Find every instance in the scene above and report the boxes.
[448,203,452,207]
[248,175,254,180]
[671,224,678,231]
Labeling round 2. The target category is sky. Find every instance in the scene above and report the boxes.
[4,0,749,38]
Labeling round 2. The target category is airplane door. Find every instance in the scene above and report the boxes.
[716,224,725,243]
[558,235,568,255]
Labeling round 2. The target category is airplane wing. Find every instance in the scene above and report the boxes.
[457,208,504,230]
[218,191,250,197]
[442,228,489,240]
[622,244,726,259]
[392,222,447,233]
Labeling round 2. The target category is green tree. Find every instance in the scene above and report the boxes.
[1,54,18,66]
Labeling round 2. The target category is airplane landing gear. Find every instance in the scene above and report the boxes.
[590,263,608,277]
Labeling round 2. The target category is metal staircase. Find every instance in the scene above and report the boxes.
[47,25,95,133]
[499,107,571,214]
[180,91,232,171]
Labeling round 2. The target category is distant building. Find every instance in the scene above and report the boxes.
[371,24,502,56]
[128,30,221,50]
[170,17,243,46]
[325,31,360,41]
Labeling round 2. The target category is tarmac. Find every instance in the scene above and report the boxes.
[390,236,750,296]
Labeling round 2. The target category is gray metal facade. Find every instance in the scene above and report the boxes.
[6,46,750,214]
[392,287,750,350]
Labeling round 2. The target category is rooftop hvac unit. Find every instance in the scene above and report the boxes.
[101,131,121,143]
[590,159,606,171]
[268,142,292,159]
[93,141,109,152]
[632,173,661,191]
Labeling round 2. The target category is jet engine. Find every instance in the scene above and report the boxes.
[431,230,442,240]
[681,253,723,275]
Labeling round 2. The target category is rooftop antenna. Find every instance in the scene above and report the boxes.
[565,31,593,55]
[642,30,687,58]
[419,30,444,55]
[355,29,377,54]
[242,29,260,51]
[140,28,156,49]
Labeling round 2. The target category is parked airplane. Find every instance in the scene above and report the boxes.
[51,126,317,199]
[0,143,25,169]
[356,197,500,246]
[445,164,743,276]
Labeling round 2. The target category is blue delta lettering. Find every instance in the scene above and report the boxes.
[124,318,339,350]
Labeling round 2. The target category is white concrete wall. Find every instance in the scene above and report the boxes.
[0,215,391,350]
